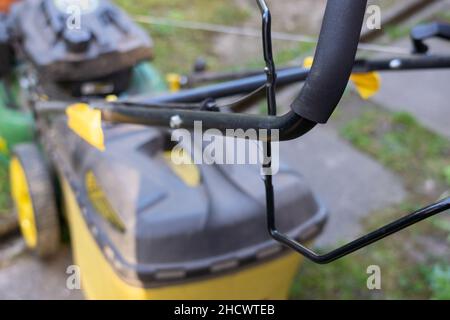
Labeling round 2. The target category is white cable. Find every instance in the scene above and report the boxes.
[133,15,411,55]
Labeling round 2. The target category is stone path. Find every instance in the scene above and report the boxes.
[0,241,82,300]
[373,39,450,139]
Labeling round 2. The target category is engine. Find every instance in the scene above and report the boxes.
[8,0,153,97]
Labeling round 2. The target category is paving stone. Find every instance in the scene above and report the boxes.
[0,246,83,300]
[281,127,407,247]
[373,38,450,139]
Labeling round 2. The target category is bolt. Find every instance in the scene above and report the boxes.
[389,59,402,69]
[170,115,183,129]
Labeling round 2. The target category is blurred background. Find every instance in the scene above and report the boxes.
[0,0,449,299]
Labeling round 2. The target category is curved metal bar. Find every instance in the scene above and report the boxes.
[258,0,277,117]
[101,106,316,141]
[134,67,309,104]
[267,195,450,264]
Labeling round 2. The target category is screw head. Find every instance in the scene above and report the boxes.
[170,115,183,129]
[389,59,402,69]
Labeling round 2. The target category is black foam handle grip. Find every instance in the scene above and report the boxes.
[290,0,368,124]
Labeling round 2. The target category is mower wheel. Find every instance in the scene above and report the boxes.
[10,143,61,258]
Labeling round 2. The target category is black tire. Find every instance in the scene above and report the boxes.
[11,143,61,258]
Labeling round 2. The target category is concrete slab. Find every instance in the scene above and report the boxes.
[281,127,407,247]
[0,243,83,300]
[373,38,450,139]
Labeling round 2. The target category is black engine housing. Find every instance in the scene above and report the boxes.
[9,0,153,96]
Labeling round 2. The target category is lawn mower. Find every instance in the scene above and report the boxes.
[0,0,449,299]
[1,0,327,299]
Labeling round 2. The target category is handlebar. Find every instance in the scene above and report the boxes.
[107,0,369,140]
[291,0,368,124]
[43,0,371,139]
[41,0,450,264]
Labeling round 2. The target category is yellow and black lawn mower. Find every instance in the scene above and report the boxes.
[2,0,327,299]
[1,0,450,299]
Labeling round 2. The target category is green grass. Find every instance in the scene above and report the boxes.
[444,166,450,187]
[429,264,450,300]
[385,24,413,41]
[341,109,450,190]
[116,1,314,77]
[115,0,251,74]
[436,11,450,24]
[242,41,316,70]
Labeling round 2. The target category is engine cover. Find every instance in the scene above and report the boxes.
[10,0,153,82]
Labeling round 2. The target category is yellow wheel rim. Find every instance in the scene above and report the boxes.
[10,157,38,249]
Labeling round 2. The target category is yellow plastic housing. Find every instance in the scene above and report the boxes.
[61,177,302,300]
[66,103,105,151]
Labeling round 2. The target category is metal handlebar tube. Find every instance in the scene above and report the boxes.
[135,67,309,104]
[184,55,450,87]
[101,105,316,141]
[184,66,295,87]
[268,196,450,264]
[353,55,450,72]
[135,55,450,103]
[103,0,315,145]
[257,2,278,248]
[257,0,277,117]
